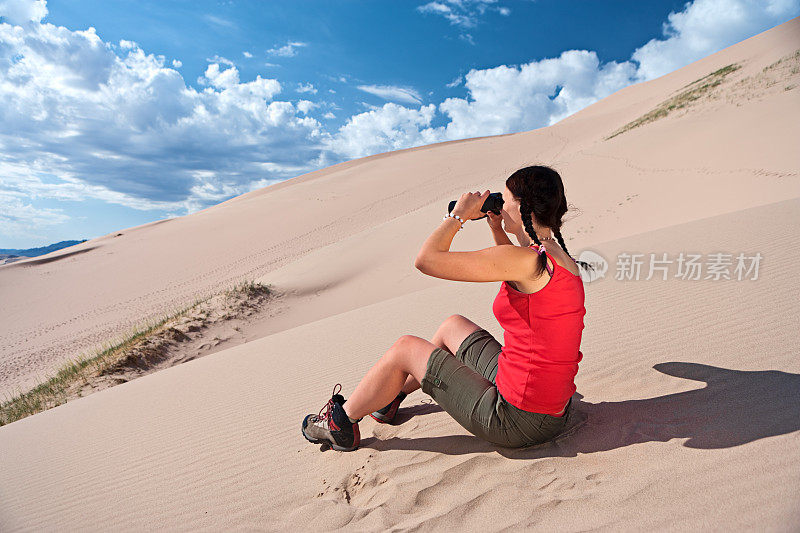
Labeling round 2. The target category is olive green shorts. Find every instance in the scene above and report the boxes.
[420,328,572,448]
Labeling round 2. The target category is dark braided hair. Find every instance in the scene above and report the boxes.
[507,165,594,277]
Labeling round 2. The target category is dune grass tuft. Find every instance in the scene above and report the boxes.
[605,63,742,141]
[0,280,273,426]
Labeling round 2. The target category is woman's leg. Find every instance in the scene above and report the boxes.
[396,314,484,395]
[343,335,438,421]
[400,375,421,394]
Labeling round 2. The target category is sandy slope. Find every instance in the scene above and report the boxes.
[1,197,798,531]
[1,18,798,396]
[1,16,799,532]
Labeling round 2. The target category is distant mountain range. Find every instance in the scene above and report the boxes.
[0,240,87,264]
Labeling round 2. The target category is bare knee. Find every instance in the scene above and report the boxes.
[446,314,466,325]
[384,335,414,359]
[392,335,418,351]
[388,335,430,382]
[432,315,465,344]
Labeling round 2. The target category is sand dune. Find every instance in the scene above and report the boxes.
[1,16,799,532]
[2,17,798,396]
[2,197,798,530]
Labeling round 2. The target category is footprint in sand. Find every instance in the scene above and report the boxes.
[369,418,419,441]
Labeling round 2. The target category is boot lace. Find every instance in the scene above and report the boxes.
[314,383,343,426]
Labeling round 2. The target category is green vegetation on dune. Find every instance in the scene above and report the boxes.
[605,63,742,141]
[0,281,273,426]
[763,48,800,75]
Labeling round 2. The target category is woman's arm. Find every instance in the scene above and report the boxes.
[486,210,514,246]
[487,209,530,247]
[510,228,531,247]
[491,227,513,246]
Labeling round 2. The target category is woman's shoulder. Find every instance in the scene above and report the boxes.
[530,243,580,277]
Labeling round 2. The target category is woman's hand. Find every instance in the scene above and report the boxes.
[486,210,504,231]
[452,190,491,221]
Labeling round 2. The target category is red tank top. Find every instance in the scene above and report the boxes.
[492,243,586,416]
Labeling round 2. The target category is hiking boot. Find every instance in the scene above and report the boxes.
[369,391,407,424]
[302,383,361,452]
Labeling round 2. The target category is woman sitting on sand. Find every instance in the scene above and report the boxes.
[302,165,589,451]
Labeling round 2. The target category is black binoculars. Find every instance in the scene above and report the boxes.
[447,192,504,220]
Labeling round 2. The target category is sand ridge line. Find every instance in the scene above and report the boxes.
[0,281,282,426]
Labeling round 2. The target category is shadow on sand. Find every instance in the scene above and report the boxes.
[360,362,800,458]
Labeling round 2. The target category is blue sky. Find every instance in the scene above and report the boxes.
[1,0,798,248]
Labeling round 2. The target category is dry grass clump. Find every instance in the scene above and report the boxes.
[605,63,742,140]
[0,280,274,426]
[762,48,800,76]
[735,48,800,94]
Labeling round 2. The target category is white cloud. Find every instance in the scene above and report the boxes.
[0,160,183,212]
[632,0,800,81]
[296,82,317,94]
[205,54,234,67]
[202,62,240,88]
[0,8,328,223]
[417,2,474,28]
[0,0,47,24]
[267,40,307,57]
[416,0,503,29]
[446,75,462,88]
[356,84,423,104]
[329,0,799,160]
[2,0,798,237]
[172,59,182,68]
[0,196,69,243]
[243,51,253,58]
[416,1,506,43]
[204,14,235,30]
[295,99,317,115]
[433,51,639,138]
[325,103,438,159]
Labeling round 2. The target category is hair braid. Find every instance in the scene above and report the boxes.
[554,229,594,272]
[507,164,595,278]
[519,198,549,278]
